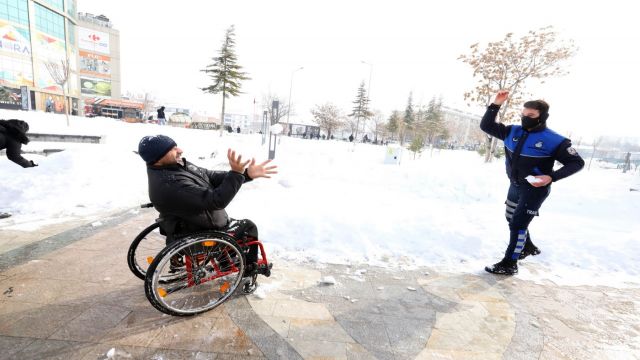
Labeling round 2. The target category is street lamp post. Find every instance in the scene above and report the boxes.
[285,66,304,134]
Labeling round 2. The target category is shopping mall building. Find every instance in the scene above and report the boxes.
[0,0,120,114]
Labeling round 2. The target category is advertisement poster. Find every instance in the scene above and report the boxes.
[32,31,67,92]
[0,86,22,110]
[78,27,109,54]
[80,77,111,96]
[79,50,110,78]
[0,20,32,57]
[0,55,34,88]
[20,85,28,110]
[0,20,34,87]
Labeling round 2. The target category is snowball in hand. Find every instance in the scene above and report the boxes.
[525,175,542,184]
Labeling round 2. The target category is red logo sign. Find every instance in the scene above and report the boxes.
[88,34,101,42]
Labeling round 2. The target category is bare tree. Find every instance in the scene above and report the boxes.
[367,110,386,143]
[262,92,290,125]
[588,136,603,170]
[45,59,70,126]
[459,26,577,162]
[311,103,343,139]
[142,92,156,121]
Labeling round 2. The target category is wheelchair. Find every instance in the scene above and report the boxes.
[127,204,272,316]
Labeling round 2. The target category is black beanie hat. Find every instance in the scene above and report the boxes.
[523,100,550,121]
[138,135,177,164]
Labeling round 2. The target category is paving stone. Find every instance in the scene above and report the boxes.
[0,303,89,339]
[0,335,37,360]
[288,318,355,343]
[48,304,131,342]
[10,338,94,360]
[337,318,393,356]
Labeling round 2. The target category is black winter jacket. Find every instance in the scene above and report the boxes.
[0,119,35,168]
[480,104,584,184]
[146,159,251,231]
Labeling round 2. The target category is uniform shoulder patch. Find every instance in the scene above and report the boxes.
[567,147,578,156]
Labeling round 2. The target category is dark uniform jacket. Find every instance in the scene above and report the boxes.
[146,159,251,232]
[0,119,35,168]
[480,104,584,184]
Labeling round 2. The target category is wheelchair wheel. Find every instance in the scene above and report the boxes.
[127,222,166,280]
[144,232,246,316]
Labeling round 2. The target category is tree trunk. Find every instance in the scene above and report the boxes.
[588,146,596,170]
[220,90,226,137]
[63,86,69,127]
[483,136,493,162]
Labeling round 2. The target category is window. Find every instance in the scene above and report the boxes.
[65,0,76,18]
[0,55,34,87]
[0,0,29,26]
[38,0,63,12]
[34,3,65,40]
[67,19,75,44]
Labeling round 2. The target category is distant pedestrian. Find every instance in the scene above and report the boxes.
[236,126,241,133]
[349,134,354,142]
[45,96,53,113]
[157,106,166,126]
[0,119,37,168]
[623,152,631,173]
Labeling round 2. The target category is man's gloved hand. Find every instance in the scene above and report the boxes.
[30,160,38,167]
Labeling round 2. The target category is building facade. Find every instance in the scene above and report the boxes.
[76,11,119,113]
[1,0,79,112]
[0,1,120,115]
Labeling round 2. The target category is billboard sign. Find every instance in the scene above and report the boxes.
[79,50,110,78]
[78,27,109,54]
[80,77,111,96]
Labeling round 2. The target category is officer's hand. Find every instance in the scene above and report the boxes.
[246,158,278,179]
[30,160,38,167]
[227,148,250,174]
[531,175,552,187]
[493,90,509,106]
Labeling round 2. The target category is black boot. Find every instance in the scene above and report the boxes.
[485,259,518,275]
[519,245,541,260]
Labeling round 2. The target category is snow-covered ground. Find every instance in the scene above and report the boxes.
[2,109,639,288]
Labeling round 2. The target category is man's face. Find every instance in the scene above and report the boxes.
[156,146,183,166]
[522,107,541,118]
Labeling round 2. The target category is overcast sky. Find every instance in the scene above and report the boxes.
[78,0,640,141]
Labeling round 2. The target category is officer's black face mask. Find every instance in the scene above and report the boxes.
[521,115,540,129]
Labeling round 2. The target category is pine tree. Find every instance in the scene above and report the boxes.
[402,92,414,145]
[424,97,446,145]
[409,135,424,159]
[386,110,402,142]
[348,81,372,140]
[201,25,251,136]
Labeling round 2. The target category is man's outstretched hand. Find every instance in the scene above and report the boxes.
[228,149,250,173]
[493,90,509,106]
[247,159,278,179]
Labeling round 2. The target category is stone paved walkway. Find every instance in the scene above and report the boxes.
[0,210,638,359]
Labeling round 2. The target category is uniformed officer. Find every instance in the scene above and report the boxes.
[480,90,585,275]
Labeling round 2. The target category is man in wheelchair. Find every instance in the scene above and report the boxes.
[138,135,277,277]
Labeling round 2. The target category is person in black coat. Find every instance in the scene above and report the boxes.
[157,106,166,126]
[138,135,277,272]
[480,90,584,275]
[0,119,37,168]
